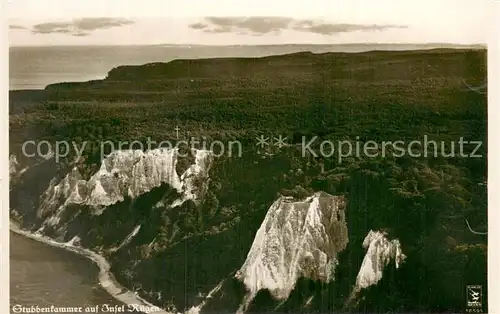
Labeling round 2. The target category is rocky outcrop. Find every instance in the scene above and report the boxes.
[345,230,406,307]
[235,192,348,312]
[37,148,213,229]
[9,154,19,176]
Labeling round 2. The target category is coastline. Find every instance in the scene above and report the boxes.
[9,222,172,314]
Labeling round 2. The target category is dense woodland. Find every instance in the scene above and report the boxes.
[10,49,487,313]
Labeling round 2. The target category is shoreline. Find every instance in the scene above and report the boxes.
[10,222,172,314]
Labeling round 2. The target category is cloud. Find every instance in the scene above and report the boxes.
[188,22,208,30]
[73,32,91,37]
[9,25,27,30]
[32,22,74,34]
[31,18,135,36]
[189,17,407,36]
[193,17,293,35]
[74,18,134,31]
[204,25,234,34]
[293,22,407,35]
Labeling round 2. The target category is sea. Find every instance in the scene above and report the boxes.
[8,43,483,90]
[9,232,124,314]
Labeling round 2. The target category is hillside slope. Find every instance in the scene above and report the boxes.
[10,49,487,313]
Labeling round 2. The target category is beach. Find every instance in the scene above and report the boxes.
[10,223,170,314]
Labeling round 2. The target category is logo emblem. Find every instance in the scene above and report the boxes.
[466,285,482,311]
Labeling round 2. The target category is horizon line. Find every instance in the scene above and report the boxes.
[9,42,488,48]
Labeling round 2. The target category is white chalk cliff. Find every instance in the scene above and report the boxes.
[38,148,212,227]
[235,192,348,312]
[346,230,406,307]
[9,154,19,176]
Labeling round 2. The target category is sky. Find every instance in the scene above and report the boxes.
[6,0,494,46]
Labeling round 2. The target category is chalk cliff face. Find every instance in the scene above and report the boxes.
[174,149,212,206]
[11,146,407,313]
[235,192,348,303]
[37,148,213,229]
[345,230,406,307]
[354,230,406,290]
[9,154,19,176]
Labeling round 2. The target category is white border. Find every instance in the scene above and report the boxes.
[488,2,499,313]
[1,0,10,313]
